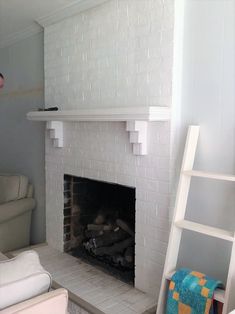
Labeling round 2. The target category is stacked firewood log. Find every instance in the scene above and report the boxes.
[83,213,134,269]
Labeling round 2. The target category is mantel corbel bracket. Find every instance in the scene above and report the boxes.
[45,120,148,155]
[47,121,63,148]
[126,121,148,155]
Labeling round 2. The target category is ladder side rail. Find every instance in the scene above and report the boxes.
[222,237,235,314]
[174,126,200,221]
[156,126,200,314]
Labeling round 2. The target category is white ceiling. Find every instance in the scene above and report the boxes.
[0,0,106,48]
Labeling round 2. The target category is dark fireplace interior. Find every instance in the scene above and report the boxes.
[64,174,136,284]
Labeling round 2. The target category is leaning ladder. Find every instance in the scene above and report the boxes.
[157,125,235,314]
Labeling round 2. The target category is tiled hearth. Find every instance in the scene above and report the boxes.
[9,244,157,314]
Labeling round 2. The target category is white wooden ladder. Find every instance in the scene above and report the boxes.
[157,125,235,314]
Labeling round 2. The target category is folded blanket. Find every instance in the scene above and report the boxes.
[167,268,223,314]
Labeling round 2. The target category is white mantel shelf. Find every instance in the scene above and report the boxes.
[27,106,170,155]
[27,106,170,122]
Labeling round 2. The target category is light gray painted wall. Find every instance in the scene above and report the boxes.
[0,32,45,244]
[175,0,235,283]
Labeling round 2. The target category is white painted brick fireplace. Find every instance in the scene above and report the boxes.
[43,0,174,298]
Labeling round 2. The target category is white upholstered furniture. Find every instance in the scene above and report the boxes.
[0,250,51,310]
[0,289,68,314]
[0,174,36,252]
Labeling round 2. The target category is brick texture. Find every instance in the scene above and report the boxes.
[44,0,174,110]
[44,0,174,297]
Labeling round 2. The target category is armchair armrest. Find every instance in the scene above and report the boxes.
[0,289,68,314]
[0,198,36,224]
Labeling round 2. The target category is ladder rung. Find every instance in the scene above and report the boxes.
[175,220,234,242]
[183,170,235,182]
[165,271,225,303]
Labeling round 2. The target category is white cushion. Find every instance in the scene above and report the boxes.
[0,250,51,310]
[0,175,29,204]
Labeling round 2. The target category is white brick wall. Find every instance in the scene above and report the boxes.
[44,0,174,297]
[45,122,171,296]
[44,0,174,110]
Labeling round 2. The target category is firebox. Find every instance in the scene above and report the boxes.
[63,174,136,284]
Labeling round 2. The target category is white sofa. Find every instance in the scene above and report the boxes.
[0,174,36,252]
[0,250,52,310]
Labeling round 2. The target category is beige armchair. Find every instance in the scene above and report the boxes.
[0,289,68,314]
[0,174,36,252]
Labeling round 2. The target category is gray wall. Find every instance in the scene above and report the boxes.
[175,0,235,283]
[0,32,45,244]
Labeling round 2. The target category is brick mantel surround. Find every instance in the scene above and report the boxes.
[45,121,171,296]
[43,0,174,297]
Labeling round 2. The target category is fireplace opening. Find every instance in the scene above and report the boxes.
[64,174,136,284]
